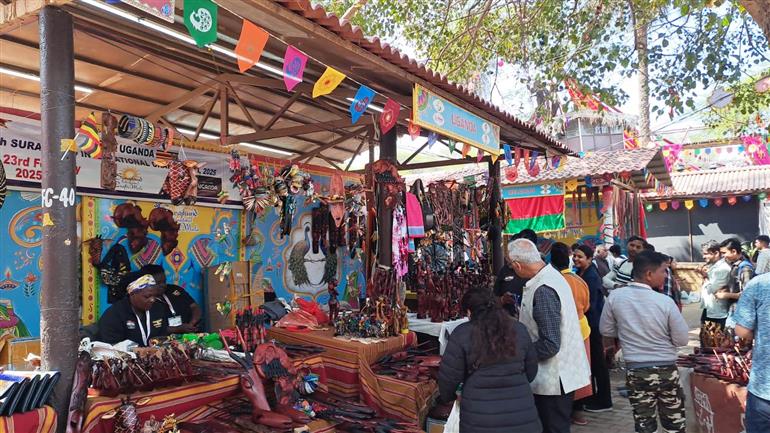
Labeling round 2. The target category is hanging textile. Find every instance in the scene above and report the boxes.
[502,183,565,234]
[392,205,409,277]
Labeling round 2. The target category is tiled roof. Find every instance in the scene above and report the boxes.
[661,165,770,197]
[502,148,671,188]
[273,0,569,154]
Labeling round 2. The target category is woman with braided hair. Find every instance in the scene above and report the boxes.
[438,288,541,433]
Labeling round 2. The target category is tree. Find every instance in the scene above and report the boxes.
[702,68,770,137]
[320,0,769,140]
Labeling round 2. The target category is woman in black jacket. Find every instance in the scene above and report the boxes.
[438,288,541,433]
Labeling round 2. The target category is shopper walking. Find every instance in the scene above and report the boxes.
[603,236,647,290]
[572,245,613,412]
[438,288,541,433]
[508,238,591,433]
[600,251,689,433]
[733,273,770,433]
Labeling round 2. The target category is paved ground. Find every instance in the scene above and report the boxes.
[573,302,703,433]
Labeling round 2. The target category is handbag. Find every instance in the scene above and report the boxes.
[410,179,435,231]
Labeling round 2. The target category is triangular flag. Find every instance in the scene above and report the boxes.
[448,140,456,153]
[42,213,54,226]
[283,46,307,91]
[514,147,522,168]
[349,85,375,124]
[698,199,709,208]
[312,67,346,98]
[503,144,512,166]
[490,152,499,165]
[427,132,437,148]
[714,198,724,207]
[462,143,471,158]
[408,120,420,141]
[671,200,681,210]
[728,196,738,205]
[235,20,269,73]
[184,0,218,48]
[379,98,400,134]
[659,202,668,211]
[684,200,694,210]
[476,148,484,163]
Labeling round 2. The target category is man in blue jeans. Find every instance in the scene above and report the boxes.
[733,273,770,432]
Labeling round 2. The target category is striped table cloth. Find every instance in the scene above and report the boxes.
[0,406,57,433]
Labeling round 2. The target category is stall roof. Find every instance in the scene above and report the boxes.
[0,0,569,171]
[502,148,672,188]
[647,165,770,198]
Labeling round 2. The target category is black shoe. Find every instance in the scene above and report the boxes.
[583,404,613,413]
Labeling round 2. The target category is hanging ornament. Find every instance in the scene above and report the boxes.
[645,203,653,212]
[684,200,694,210]
[714,198,724,207]
[349,85,375,124]
[235,20,269,73]
[283,45,308,91]
[759,192,768,201]
[671,200,681,210]
[698,199,709,208]
[659,202,668,211]
[728,196,738,206]
[184,0,218,48]
[312,67,346,98]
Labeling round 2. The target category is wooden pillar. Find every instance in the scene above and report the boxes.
[39,7,78,432]
[376,127,398,267]
[488,159,504,273]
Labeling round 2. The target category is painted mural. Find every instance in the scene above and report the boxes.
[81,197,243,324]
[0,190,71,338]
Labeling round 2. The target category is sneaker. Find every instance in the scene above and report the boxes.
[571,416,589,426]
[583,404,613,413]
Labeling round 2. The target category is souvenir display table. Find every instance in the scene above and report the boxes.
[267,328,436,425]
[0,406,57,433]
[406,314,468,355]
[690,372,747,433]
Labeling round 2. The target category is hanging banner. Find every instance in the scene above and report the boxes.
[502,182,565,234]
[379,98,400,134]
[184,0,218,48]
[349,85,375,124]
[283,46,308,92]
[412,84,500,155]
[0,113,237,201]
[121,0,175,22]
[313,67,346,98]
[235,20,269,73]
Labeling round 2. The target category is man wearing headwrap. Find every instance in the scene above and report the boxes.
[97,273,169,347]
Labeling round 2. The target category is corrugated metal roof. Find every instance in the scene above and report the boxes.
[502,148,671,188]
[663,165,770,197]
[273,0,569,154]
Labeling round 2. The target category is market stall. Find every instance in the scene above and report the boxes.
[0,0,570,431]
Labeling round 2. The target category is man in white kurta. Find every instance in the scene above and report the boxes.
[507,239,591,433]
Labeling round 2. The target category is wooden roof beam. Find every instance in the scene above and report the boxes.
[296,125,370,162]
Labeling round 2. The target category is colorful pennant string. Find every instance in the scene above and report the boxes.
[283,45,308,91]
[503,144,512,166]
[349,85,375,124]
[379,98,400,134]
[235,20,269,73]
[312,67,346,98]
[408,120,420,141]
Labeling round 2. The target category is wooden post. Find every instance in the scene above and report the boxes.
[376,127,398,267]
[488,159,504,273]
[39,7,77,432]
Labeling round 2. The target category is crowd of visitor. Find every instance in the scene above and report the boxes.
[438,231,770,433]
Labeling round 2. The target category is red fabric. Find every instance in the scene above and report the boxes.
[505,195,564,220]
[296,298,330,325]
[0,406,57,433]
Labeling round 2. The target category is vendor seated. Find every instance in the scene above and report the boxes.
[142,264,202,334]
[97,274,168,347]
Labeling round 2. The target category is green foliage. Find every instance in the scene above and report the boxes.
[702,68,770,137]
[319,0,768,123]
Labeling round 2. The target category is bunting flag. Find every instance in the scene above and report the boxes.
[379,98,400,134]
[661,141,683,171]
[503,143,512,166]
[514,147,522,168]
[427,132,438,148]
[526,150,540,177]
[283,45,308,91]
[448,139,456,153]
[184,0,218,48]
[714,198,724,207]
[671,200,681,210]
[504,166,518,182]
[659,202,668,211]
[75,112,102,159]
[235,20,269,73]
[407,120,420,141]
[490,152,499,165]
[503,182,565,234]
[698,199,709,208]
[623,128,640,149]
[742,135,770,165]
[684,200,694,210]
[476,148,484,163]
[551,155,563,169]
[312,66,346,98]
[349,85,375,124]
[728,196,737,206]
[461,142,471,158]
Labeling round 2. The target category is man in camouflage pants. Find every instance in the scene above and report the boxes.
[600,251,690,433]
